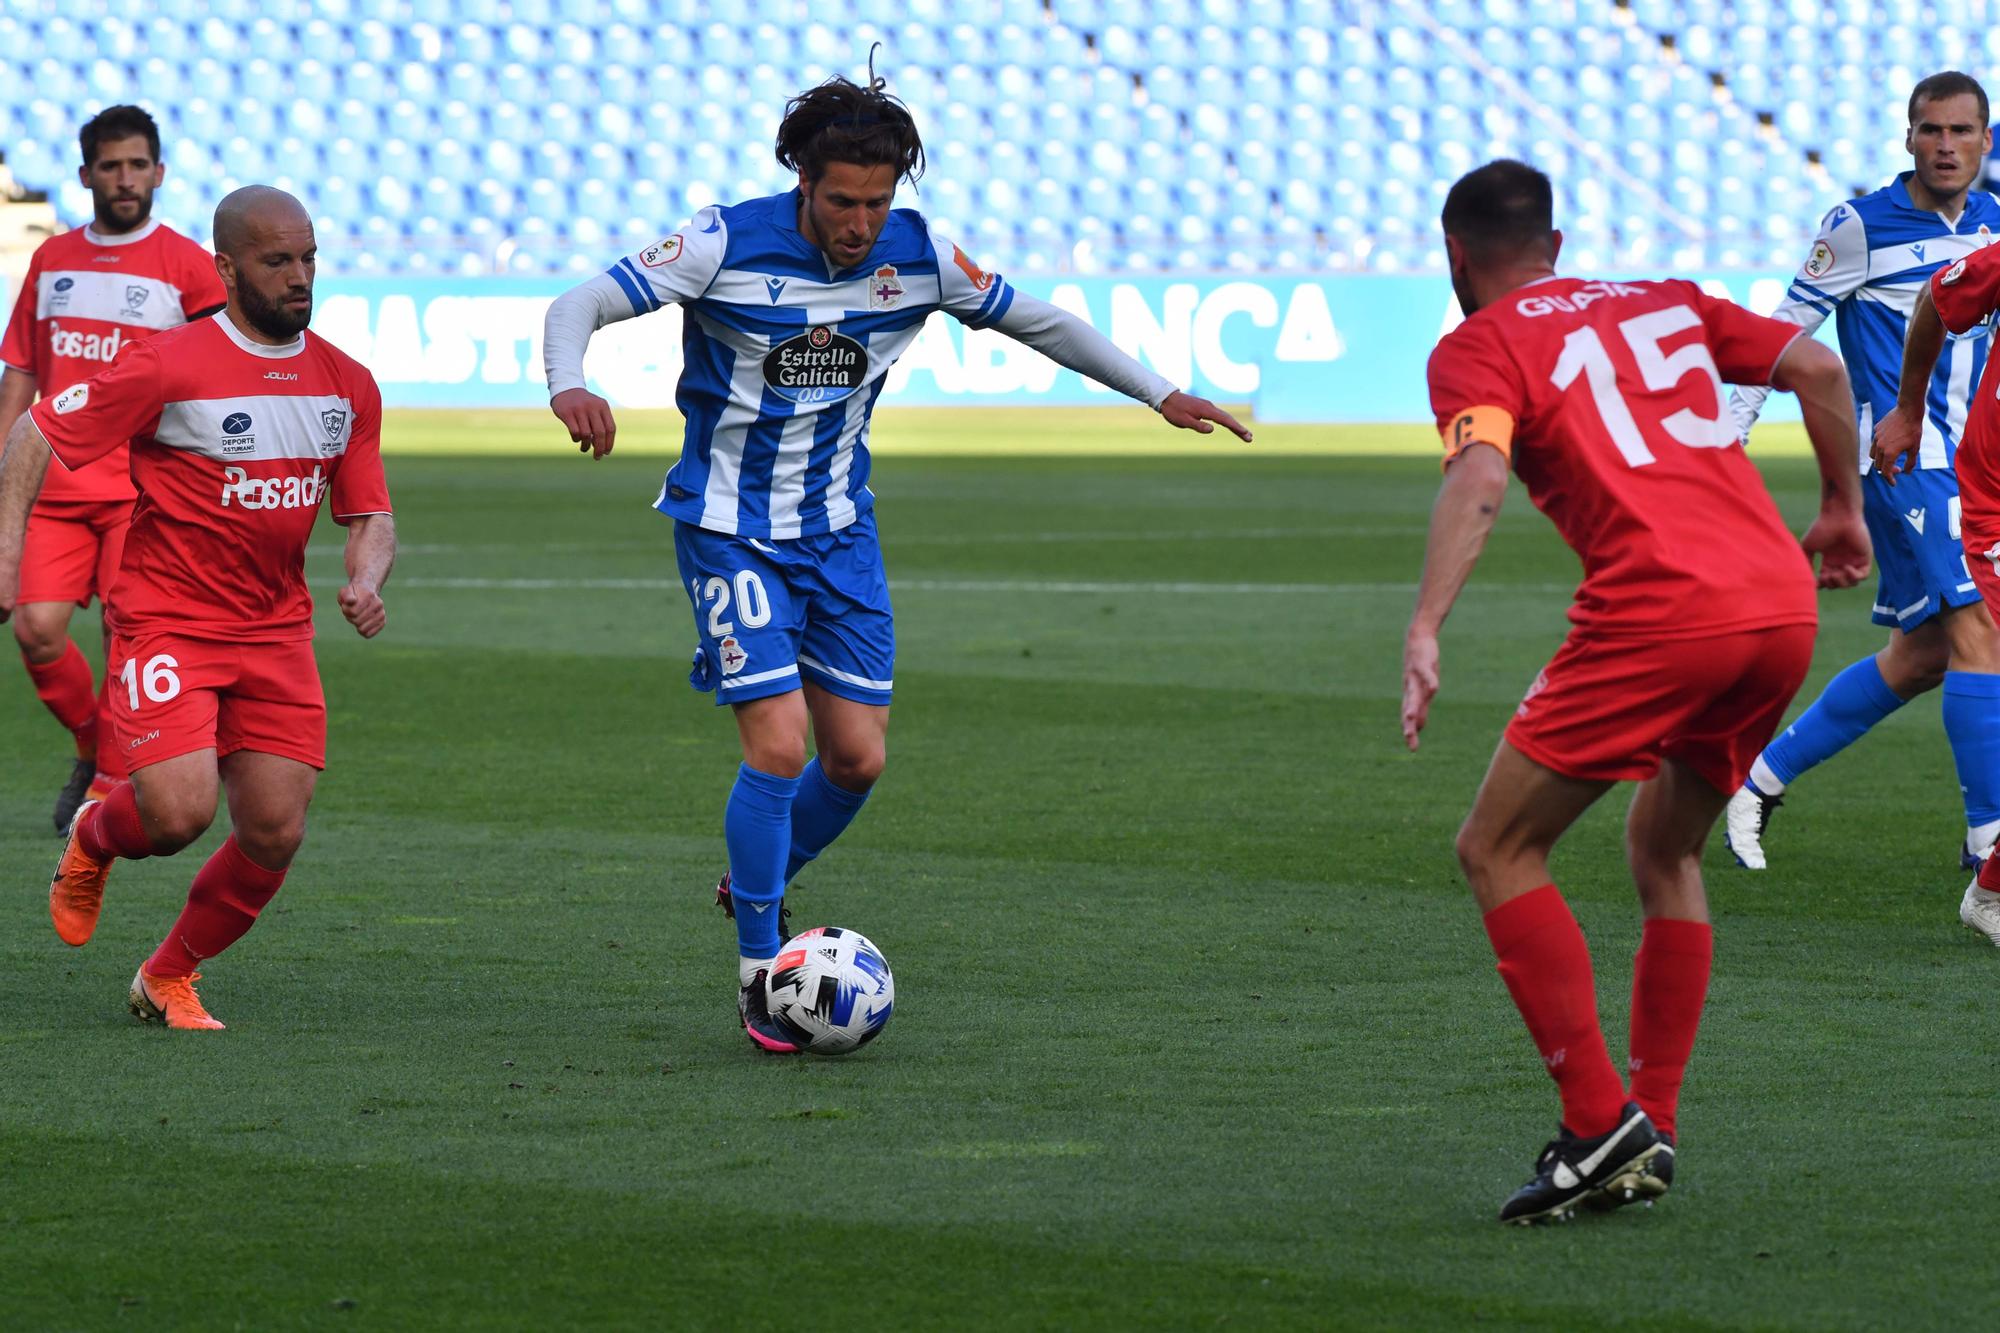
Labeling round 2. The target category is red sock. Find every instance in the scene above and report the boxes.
[145,836,287,978]
[77,780,157,862]
[1980,854,2000,893]
[1482,884,1628,1138]
[24,641,97,757]
[1628,917,1713,1141]
[92,669,127,781]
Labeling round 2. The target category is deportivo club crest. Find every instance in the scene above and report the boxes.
[124,284,150,313]
[868,264,906,311]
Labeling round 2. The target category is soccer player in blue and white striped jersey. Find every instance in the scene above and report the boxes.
[543,70,1247,1051]
[1726,71,2000,876]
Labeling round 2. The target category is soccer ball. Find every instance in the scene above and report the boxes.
[765,926,894,1054]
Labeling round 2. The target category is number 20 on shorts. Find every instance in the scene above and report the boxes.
[695,570,772,637]
[119,654,183,710]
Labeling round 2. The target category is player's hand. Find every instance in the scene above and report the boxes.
[338,583,387,638]
[1401,630,1441,751]
[552,387,618,459]
[1161,391,1253,442]
[1800,505,1872,590]
[1869,404,1922,484]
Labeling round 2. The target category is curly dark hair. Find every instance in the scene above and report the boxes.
[774,57,924,185]
[80,104,161,167]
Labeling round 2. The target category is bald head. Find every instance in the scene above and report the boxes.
[212,185,311,259]
[213,185,317,343]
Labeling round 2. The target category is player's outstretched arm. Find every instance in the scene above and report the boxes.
[337,512,397,639]
[0,409,54,622]
[1870,286,1948,485]
[1772,336,1871,589]
[989,292,1253,441]
[1403,444,1509,751]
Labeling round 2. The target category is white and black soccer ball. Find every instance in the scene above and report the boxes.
[765,927,894,1055]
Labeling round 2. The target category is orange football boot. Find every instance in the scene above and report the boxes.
[49,799,111,947]
[128,969,226,1031]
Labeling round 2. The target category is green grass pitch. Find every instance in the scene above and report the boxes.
[3,408,1995,1328]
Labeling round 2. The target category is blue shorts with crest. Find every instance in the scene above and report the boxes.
[673,512,895,707]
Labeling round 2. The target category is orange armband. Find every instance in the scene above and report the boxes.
[1439,405,1515,471]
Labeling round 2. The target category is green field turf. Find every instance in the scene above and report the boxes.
[3,411,1993,1329]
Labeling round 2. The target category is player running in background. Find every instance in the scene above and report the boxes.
[1875,230,2000,943]
[0,187,395,1030]
[1404,161,1870,1223]
[0,105,225,832]
[543,68,1249,1053]
[1725,72,2000,872]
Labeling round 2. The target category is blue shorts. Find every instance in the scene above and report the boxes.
[673,513,895,707]
[1863,467,1981,629]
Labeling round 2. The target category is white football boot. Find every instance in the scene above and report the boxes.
[1959,880,2000,947]
[1723,785,1781,871]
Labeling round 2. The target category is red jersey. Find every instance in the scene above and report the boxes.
[1929,247,2000,506]
[29,313,392,643]
[1,219,225,506]
[1428,277,1815,637]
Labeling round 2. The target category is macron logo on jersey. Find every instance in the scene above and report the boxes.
[221,464,324,510]
[47,322,124,363]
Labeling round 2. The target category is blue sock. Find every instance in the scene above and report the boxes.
[725,764,800,959]
[1944,672,2000,838]
[785,757,872,883]
[1755,655,1905,791]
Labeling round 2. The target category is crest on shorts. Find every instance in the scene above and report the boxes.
[718,635,748,675]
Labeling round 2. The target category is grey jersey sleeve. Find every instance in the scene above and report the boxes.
[542,208,728,398]
[1731,201,1869,436]
[990,290,1179,409]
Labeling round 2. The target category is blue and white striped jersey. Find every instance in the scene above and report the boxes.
[1735,172,2000,471]
[598,191,1015,539]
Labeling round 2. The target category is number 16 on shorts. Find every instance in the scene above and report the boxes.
[119,652,183,710]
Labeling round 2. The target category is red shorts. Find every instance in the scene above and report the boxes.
[106,632,325,773]
[17,501,133,607]
[1504,623,1817,793]
[1960,493,2000,609]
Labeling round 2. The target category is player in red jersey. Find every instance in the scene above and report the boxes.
[1874,240,2000,944]
[0,186,395,1031]
[1402,161,1872,1224]
[0,106,226,832]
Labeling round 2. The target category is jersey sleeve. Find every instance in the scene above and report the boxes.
[1,249,41,377]
[177,244,226,317]
[603,207,728,315]
[27,340,163,471]
[1683,283,1807,385]
[925,221,1016,328]
[1929,244,2000,334]
[1428,318,1526,470]
[1731,201,1868,433]
[330,371,391,523]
